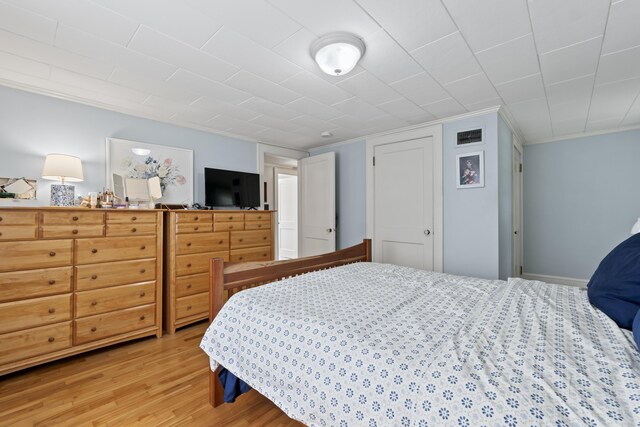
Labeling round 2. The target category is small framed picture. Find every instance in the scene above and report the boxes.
[456,151,484,189]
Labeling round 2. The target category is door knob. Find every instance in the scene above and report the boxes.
[424,229,431,236]
[326,228,334,233]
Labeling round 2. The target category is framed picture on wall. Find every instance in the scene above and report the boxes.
[106,137,193,205]
[456,151,484,189]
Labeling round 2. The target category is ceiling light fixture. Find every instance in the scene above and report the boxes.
[320,131,333,138]
[310,32,365,76]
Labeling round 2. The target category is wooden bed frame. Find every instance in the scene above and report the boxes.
[207,239,372,407]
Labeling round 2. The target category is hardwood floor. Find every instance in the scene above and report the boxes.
[0,322,305,426]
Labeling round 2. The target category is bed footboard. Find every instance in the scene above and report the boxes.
[207,239,372,407]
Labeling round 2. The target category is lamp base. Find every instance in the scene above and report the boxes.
[50,184,75,207]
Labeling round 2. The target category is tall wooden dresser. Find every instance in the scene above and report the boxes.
[164,210,275,333]
[0,208,163,376]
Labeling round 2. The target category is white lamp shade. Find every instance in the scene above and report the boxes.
[42,154,84,182]
[311,33,365,76]
[631,217,640,235]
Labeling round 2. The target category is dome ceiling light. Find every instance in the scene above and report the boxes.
[310,32,365,77]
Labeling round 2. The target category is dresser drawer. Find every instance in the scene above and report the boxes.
[106,222,156,237]
[244,212,270,222]
[244,220,270,230]
[0,240,72,272]
[175,251,228,276]
[0,267,72,303]
[0,225,38,240]
[230,246,272,262]
[74,304,155,345]
[0,294,71,334]
[75,236,156,265]
[0,322,72,366]
[176,213,212,224]
[76,259,156,291]
[214,212,244,223]
[213,221,244,232]
[230,230,272,249]
[0,211,37,225]
[175,273,209,298]
[40,224,104,239]
[175,293,208,320]
[175,232,229,255]
[76,281,156,318]
[176,222,213,234]
[40,211,104,225]
[106,211,157,224]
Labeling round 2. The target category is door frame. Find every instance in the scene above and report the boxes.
[512,134,524,277]
[365,124,443,272]
[274,167,298,260]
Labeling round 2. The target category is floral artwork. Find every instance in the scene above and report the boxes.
[456,151,484,189]
[107,138,193,205]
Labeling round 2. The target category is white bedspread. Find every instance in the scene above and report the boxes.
[200,262,640,426]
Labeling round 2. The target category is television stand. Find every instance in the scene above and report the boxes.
[245,207,258,210]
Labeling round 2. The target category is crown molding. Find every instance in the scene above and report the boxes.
[525,123,640,146]
[497,106,526,144]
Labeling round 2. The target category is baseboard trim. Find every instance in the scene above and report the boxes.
[521,273,588,288]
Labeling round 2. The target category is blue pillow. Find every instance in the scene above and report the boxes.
[634,310,640,349]
[588,233,640,330]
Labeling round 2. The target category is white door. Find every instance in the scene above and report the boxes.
[374,137,434,269]
[276,170,298,260]
[299,152,335,256]
[512,142,523,276]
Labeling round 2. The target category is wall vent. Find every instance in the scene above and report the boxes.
[457,128,483,146]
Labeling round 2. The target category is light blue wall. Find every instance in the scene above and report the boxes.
[310,140,366,249]
[497,116,513,280]
[443,113,501,279]
[0,86,257,206]
[524,129,640,279]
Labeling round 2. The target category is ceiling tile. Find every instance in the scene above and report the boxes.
[588,77,640,122]
[420,97,467,119]
[465,98,502,111]
[601,0,640,55]
[332,97,386,121]
[329,114,369,129]
[539,37,602,85]
[476,34,540,85]
[168,69,252,104]
[279,70,352,106]
[190,97,261,122]
[0,67,98,101]
[284,97,343,121]
[185,0,301,48]
[250,114,302,132]
[0,50,50,79]
[128,26,237,82]
[621,94,640,126]
[545,74,594,105]
[360,29,424,84]
[336,71,402,105]
[202,27,300,83]
[267,0,381,39]
[495,73,545,104]
[92,0,222,48]
[356,0,457,52]
[411,32,482,85]
[7,0,138,45]
[528,0,610,54]
[444,73,499,106]
[360,115,410,134]
[208,114,267,135]
[596,45,640,85]
[442,0,531,52]
[289,115,337,131]
[507,97,551,124]
[390,72,451,106]
[111,68,200,104]
[376,98,435,123]
[516,116,553,141]
[51,67,148,103]
[585,117,623,132]
[0,2,57,44]
[255,127,317,148]
[239,97,302,121]
[548,98,590,122]
[551,118,587,136]
[225,70,301,105]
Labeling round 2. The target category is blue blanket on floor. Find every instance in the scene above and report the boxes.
[218,367,251,403]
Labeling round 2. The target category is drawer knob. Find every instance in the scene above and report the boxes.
[132,216,137,221]
[194,226,199,231]
[229,225,234,229]
[48,337,55,343]
[257,224,262,228]
[0,232,3,236]
[140,245,146,250]
[131,228,137,233]
[140,269,146,274]
[187,284,192,289]
[228,216,232,220]
[91,301,97,306]
[0,216,3,221]
[140,315,145,321]
[187,263,192,268]
[48,280,56,285]
[218,240,223,244]
[91,274,98,280]
[140,292,146,297]
[72,229,79,235]
[239,238,244,242]
[72,216,79,221]
[49,251,56,257]
[239,257,243,261]
[48,308,55,314]
[263,236,267,240]
[91,327,97,332]
[187,305,192,310]
[91,249,98,254]
[187,242,192,247]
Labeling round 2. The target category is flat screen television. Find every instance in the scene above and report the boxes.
[204,167,260,209]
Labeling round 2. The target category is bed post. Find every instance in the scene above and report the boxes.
[209,258,225,408]
[363,239,372,262]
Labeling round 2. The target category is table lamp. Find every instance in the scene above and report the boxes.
[42,154,84,206]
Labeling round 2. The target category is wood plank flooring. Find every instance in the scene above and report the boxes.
[0,322,305,426]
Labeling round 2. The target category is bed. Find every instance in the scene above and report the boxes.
[200,239,640,426]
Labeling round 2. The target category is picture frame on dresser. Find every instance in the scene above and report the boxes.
[106,137,194,205]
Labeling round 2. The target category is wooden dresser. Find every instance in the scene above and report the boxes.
[0,208,163,376]
[164,210,275,333]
